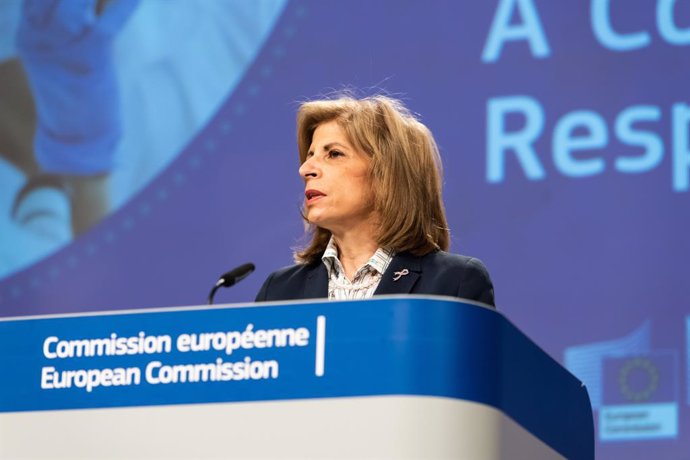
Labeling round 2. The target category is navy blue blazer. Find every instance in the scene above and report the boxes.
[255,251,495,307]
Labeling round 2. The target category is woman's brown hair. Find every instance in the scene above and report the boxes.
[294,95,449,264]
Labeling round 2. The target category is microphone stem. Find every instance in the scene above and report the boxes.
[208,284,222,305]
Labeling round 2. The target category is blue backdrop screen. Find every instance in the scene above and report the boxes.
[0,1,687,457]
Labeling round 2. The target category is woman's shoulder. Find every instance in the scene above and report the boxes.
[418,250,491,273]
[263,261,320,282]
[416,250,494,307]
[254,261,323,302]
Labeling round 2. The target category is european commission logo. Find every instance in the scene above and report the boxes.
[604,355,675,405]
[564,322,680,442]
[600,353,678,441]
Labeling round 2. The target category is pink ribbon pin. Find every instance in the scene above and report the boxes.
[393,269,409,281]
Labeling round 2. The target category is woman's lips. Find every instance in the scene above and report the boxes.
[305,189,326,204]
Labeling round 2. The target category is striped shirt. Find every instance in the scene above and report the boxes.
[321,237,394,300]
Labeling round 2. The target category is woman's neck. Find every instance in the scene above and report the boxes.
[331,229,379,281]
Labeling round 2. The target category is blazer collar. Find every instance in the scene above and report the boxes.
[304,263,329,299]
[374,252,422,295]
[303,252,423,299]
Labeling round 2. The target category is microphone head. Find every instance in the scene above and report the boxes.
[218,262,255,288]
[208,262,256,305]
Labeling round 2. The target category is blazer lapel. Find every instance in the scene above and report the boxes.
[303,263,329,299]
[374,253,422,295]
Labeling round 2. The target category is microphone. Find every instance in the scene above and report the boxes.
[208,263,255,305]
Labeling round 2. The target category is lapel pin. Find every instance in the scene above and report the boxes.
[393,269,409,281]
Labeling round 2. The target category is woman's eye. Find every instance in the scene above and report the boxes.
[328,150,343,158]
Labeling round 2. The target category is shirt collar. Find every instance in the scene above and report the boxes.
[322,236,394,278]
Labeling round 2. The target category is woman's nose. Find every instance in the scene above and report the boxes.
[299,157,318,179]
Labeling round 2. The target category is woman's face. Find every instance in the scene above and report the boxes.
[299,120,375,236]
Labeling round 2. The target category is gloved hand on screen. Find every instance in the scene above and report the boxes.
[16,0,139,175]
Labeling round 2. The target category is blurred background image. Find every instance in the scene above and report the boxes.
[0,0,287,277]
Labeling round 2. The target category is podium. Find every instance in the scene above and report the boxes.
[0,296,593,459]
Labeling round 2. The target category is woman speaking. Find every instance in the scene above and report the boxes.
[256,95,494,307]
